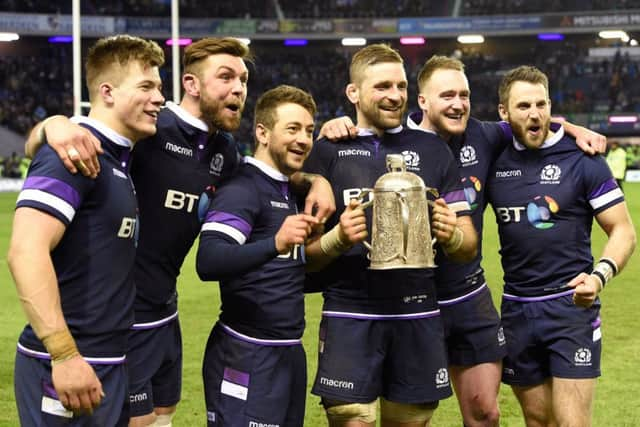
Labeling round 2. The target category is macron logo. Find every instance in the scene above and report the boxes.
[165,141,193,157]
[320,376,355,390]
[338,149,371,158]
[495,169,522,178]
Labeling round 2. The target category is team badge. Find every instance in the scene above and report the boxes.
[540,164,561,184]
[459,145,478,166]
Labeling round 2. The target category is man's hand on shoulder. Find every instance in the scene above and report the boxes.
[318,116,358,142]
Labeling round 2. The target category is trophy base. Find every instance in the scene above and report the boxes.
[368,262,437,270]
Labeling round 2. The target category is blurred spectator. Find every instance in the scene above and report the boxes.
[606,141,627,190]
[2,152,22,178]
[4,0,640,17]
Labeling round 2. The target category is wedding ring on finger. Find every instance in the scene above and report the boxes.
[67,148,80,159]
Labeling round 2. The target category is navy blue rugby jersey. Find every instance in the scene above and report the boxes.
[16,117,137,359]
[198,157,305,340]
[303,126,470,316]
[130,102,241,323]
[487,127,624,297]
[408,112,508,301]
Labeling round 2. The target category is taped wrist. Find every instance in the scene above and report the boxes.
[591,258,617,290]
[443,226,463,254]
[42,329,79,366]
[320,225,350,257]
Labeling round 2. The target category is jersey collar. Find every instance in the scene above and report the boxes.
[357,125,403,137]
[165,101,209,132]
[71,116,132,149]
[244,156,289,182]
[513,125,565,151]
[406,111,439,136]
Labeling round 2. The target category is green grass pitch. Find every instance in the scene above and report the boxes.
[0,184,638,426]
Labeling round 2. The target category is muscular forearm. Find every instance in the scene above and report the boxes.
[599,222,636,275]
[8,243,68,339]
[442,219,478,263]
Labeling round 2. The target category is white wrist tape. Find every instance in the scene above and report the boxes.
[443,227,464,254]
[320,225,350,258]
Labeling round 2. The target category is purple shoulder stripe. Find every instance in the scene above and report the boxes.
[589,177,618,199]
[205,210,251,237]
[442,189,467,204]
[498,121,512,140]
[23,176,81,209]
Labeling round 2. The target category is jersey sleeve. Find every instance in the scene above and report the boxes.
[303,138,336,177]
[16,145,95,226]
[481,120,512,158]
[581,154,625,215]
[437,144,471,216]
[196,177,278,280]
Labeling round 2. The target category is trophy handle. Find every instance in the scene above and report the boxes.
[426,198,438,249]
[357,189,374,252]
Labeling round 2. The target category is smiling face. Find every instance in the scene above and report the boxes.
[348,61,408,133]
[195,53,248,132]
[499,81,551,149]
[418,68,470,140]
[109,60,164,141]
[255,102,315,176]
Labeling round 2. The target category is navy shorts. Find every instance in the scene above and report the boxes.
[311,315,452,404]
[203,323,307,427]
[14,351,129,426]
[501,294,602,386]
[439,285,507,366]
[127,316,182,417]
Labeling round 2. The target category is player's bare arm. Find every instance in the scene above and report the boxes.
[25,115,103,178]
[431,198,478,263]
[306,199,367,271]
[7,207,104,414]
[570,202,636,307]
[290,172,336,223]
[318,116,358,141]
[552,118,607,155]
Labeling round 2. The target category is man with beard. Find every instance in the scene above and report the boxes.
[9,35,165,425]
[487,66,636,427]
[303,44,478,427]
[25,38,334,427]
[320,55,607,427]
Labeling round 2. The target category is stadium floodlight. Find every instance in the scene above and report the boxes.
[0,32,19,42]
[49,36,73,43]
[284,39,308,46]
[342,37,367,46]
[166,38,192,46]
[538,33,564,41]
[235,38,251,45]
[608,115,638,123]
[598,30,628,40]
[400,36,425,45]
[631,39,639,46]
[457,34,484,44]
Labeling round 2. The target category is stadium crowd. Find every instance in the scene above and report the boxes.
[2,0,640,17]
[3,39,640,150]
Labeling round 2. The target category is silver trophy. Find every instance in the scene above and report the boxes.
[359,154,439,270]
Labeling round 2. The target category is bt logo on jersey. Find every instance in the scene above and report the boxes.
[164,189,200,213]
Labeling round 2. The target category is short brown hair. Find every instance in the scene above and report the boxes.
[254,85,316,134]
[499,65,549,105]
[183,37,252,78]
[417,55,465,92]
[85,35,164,101]
[349,44,403,86]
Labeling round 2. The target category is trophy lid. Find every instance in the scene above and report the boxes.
[375,154,426,191]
